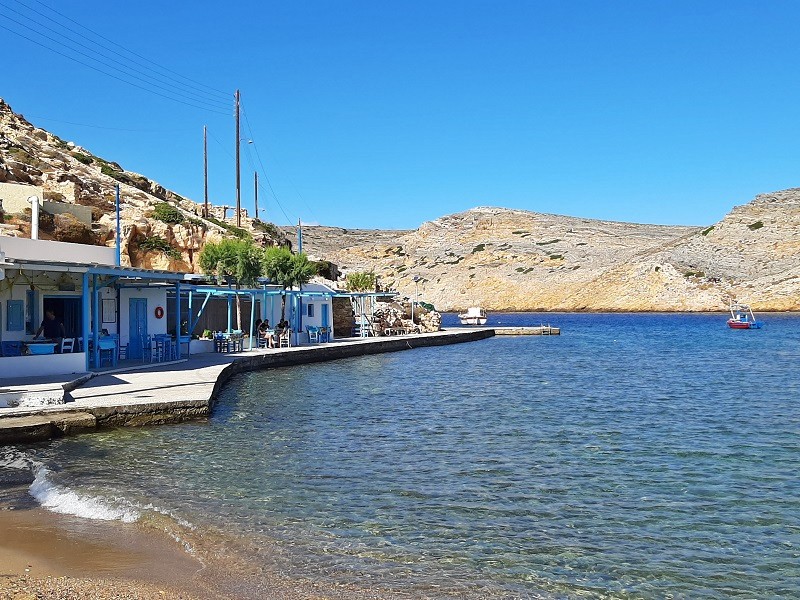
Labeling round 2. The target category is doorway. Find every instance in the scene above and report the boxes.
[43,296,82,338]
[128,297,147,359]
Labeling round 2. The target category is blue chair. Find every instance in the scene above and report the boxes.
[307,326,319,343]
[1,341,22,357]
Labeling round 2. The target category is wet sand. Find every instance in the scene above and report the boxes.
[0,507,416,600]
[0,506,211,599]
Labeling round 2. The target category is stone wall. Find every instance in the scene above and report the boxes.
[332,296,354,337]
[43,200,92,226]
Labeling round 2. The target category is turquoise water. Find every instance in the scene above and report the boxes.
[4,313,800,598]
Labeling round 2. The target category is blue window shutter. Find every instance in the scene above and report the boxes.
[7,300,24,331]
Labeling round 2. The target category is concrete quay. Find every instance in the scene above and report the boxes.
[0,328,494,444]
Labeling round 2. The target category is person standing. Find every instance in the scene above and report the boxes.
[33,309,65,352]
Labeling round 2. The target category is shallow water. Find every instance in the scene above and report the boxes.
[4,313,800,598]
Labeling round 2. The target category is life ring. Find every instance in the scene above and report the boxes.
[154,306,165,319]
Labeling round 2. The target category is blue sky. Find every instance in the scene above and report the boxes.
[2,1,799,229]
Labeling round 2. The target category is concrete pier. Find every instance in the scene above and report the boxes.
[0,329,494,443]
[492,326,561,335]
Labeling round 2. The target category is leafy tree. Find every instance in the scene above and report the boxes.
[198,238,264,330]
[345,271,376,292]
[262,246,316,323]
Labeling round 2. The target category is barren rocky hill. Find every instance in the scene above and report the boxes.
[302,194,800,312]
[0,98,287,271]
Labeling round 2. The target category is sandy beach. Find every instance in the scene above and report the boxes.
[0,506,210,599]
[0,505,412,600]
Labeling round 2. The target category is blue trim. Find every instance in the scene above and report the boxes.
[82,273,90,371]
[91,275,100,368]
[175,281,182,358]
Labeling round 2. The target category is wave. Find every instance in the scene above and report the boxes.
[2,447,139,523]
[29,465,140,522]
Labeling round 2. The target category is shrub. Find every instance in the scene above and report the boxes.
[536,239,561,245]
[139,235,181,260]
[152,202,185,224]
[346,271,376,292]
[747,221,764,231]
[471,243,486,253]
[71,152,93,165]
[206,216,251,239]
[701,226,714,236]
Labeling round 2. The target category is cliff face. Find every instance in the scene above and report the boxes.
[0,98,285,271]
[304,192,800,312]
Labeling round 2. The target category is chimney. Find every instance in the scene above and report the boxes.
[28,195,40,240]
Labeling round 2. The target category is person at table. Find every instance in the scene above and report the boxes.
[258,319,275,348]
[33,309,65,352]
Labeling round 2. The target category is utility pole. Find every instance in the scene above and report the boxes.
[297,218,303,254]
[234,89,241,227]
[203,125,208,218]
[254,171,259,221]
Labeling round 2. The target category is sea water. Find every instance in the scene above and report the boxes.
[2,313,799,598]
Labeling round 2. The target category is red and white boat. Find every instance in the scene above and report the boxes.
[727,302,762,329]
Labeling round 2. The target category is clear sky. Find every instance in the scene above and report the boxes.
[2,1,799,229]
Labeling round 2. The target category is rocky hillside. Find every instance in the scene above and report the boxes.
[3,98,798,312]
[0,98,288,271]
[303,192,800,312]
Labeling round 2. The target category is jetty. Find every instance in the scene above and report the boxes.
[0,329,493,444]
[493,325,560,336]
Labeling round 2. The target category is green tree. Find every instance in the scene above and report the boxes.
[262,246,316,323]
[198,238,264,330]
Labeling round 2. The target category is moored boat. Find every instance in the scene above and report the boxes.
[458,306,487,326]
[727,302,762,329]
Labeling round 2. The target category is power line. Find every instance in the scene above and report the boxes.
[243,107,320,224]
[25,114,195,133]
[0,21,229,116]
[0,5,231,112]
[10,0,230,106]
[29,0,231,100]
[239,103,299,225]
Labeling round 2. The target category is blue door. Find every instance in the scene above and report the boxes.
[128,298,147,359]
[321,303,329,328]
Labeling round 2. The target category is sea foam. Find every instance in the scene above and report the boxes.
[28,465,140,522]
[2,448,139,522]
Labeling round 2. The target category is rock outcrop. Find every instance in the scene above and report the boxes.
[0,98,288,272]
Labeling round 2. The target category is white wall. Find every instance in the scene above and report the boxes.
[119,287,168,348]
[0,236,116,265]
[0,352,85,379]
[0,182,43,214]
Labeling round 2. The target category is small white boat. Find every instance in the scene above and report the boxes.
[458,307,487,326]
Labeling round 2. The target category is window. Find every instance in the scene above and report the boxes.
[307,303,315,318]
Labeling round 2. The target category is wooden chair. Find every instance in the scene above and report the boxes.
[98,337,117,368]
[307,326,319,343]
[279,328,292,348]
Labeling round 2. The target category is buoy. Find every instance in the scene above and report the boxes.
[154,306,164,319]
